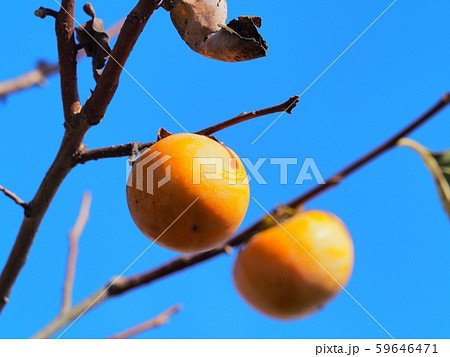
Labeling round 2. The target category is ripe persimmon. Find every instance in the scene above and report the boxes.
[233,210,354,320]
[126,133,249,253]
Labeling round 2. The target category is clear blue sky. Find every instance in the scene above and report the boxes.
[1,0,449,338]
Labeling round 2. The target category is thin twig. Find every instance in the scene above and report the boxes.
[0,0,161,316]
[0,19,125,99]
[76,142,154,164]
[286,92,450,208]
[0,62,58,99]
[75,95,300,163]
[32,287,108,339]
[61,193,92,314]
[195,95,300,136]
[107,305,182,339]
[34,93,450,338]
[34,7,59,19]
[0,185,27,210]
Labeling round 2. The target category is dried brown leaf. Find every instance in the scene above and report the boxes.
[170,0,268,62]
[75,3,111,71]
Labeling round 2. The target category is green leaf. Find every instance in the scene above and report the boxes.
[398,138,450,221]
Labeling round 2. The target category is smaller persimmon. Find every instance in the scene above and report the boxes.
[233,210,354,320]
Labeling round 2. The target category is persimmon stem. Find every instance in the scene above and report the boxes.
[35,93,450,338]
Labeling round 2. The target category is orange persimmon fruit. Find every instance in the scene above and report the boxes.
[233,210,354,320]
[126,133,249,253]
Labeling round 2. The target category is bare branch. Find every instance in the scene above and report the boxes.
[75,95,300,163]
[80,0,161,125]
[76,142,154,164]
[0,1,161,316]
[286,92,450,208]
[0,185,28,210]
[195,95,300,136]
[0,19,124,99]
[55,0,81,121]
[61,193,92,314]
[35,93,450,337]
[32,287,108,339]
[0,62,58,100]
[108,305,182,339]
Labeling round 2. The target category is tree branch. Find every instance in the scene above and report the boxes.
[195,95,300,136]
[0,0,161,316]
[55,0,81,121]
[107,304,182,339]
[0,185,28,210]
[79,0,161,125]
[32,287,108,339]
[0,62,58,99]
[0,125,90,316]
[75,95,300,163]
[76,142,154,164]
[34,93,450,338]
[61,193,92,314]
[285,92,450,208]
[0,19,124,99]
